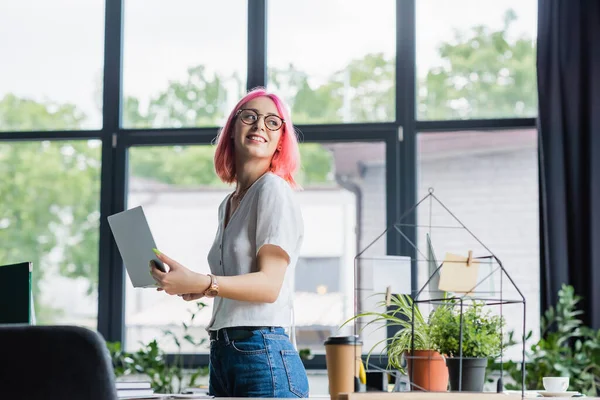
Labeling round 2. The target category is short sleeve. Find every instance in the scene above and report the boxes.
[255,178,303,264]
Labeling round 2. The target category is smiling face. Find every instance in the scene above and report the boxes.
[232,96,283,162]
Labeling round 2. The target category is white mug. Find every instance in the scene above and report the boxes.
[543,377,569,392]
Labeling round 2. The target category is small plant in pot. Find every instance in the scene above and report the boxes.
[344,293,449,392]
[429,301,504,392]
[488,285,600,396]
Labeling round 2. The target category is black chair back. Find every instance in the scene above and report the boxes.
[0,325,118,400]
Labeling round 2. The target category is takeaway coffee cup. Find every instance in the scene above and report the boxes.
[324,335,363,400]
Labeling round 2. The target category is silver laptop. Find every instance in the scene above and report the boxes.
[107,206,166,288]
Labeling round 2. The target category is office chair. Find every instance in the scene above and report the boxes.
[0,325,118,400]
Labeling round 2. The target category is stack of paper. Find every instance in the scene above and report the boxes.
[116,380,154,398]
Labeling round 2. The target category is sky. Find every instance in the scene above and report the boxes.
[0,0,537,128]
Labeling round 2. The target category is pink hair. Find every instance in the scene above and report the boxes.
[214,87,301,188]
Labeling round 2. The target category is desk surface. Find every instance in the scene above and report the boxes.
[122,395,599,400]
[339,394,599,400]
[121,397,330,400]
[121,397,319,400]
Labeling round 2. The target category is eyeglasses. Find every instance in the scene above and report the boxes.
[236,109,285,131]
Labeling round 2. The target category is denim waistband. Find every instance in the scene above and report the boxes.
[209,326,279,342]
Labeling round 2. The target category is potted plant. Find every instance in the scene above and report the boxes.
[488,285,600,396]
[344,293,449,392]
[429,301,504,392]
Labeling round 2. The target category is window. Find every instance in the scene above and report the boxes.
[0,140,102,327]
[1,0,543,377]
[416,0,537,120]
[124,145,224,352]
[294,142,388,354]
[0,0,106,131]
[295,257,341,293]
[122,0,247,129]
[124,142,386,354]
[267,0,396,124]
[416,129,540,357]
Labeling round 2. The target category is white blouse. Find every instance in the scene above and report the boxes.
[206,172,304,331]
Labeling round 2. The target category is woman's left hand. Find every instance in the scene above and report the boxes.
[150,250,210,295]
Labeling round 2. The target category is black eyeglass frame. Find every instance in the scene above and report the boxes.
[235,108,286,131]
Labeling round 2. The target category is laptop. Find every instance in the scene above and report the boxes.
[107,206,166,288]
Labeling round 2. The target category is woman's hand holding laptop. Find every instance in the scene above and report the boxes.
[150,248,211,299]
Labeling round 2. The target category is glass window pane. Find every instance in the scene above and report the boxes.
[268,1,396,124]
[417,1,537,120]
[122,0,247,129]
[0,1,105,131]
[125,145,224,353]
[124,142,386,356]
[416,129,540,358]
[296,142,386,356]
[0,140,102,327]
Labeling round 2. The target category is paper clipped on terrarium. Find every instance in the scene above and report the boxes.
[438,251,480,294]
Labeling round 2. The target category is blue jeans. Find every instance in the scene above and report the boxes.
[208,327,309,398]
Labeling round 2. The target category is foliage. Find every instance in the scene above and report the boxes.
[270,10,535,122]
[0,139,101,321]
[344,292,505,374]
[419,9,537,119]
[428,301,504,359]
[0,94,98,322]
[107,301,209,394]
[129,146,226,187]
[269,52,395,124]
[123,66,243,128]
[343,293,445,372]
[128,143,333,189]
[298,348,314,361]
[489,285,600,396]
[0,93,86,130]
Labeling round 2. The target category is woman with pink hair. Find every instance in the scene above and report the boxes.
[150,87,309,398]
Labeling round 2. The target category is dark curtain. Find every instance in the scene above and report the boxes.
[537,0,600,329]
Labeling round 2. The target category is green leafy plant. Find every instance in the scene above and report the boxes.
[298,348,314,361]
[343,293,446,371]
[429,301,504,359]
[490,285,600,396]
[107,301,209,394]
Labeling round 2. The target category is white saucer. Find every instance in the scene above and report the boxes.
[537,391,580,397]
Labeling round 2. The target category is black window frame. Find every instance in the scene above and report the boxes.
[0,0,537,370]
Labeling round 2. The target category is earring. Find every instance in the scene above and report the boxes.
[277,146,282,151]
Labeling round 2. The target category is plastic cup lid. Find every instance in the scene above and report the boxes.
[324,335,363,345]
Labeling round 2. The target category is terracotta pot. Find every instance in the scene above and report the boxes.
[406,350,449,392]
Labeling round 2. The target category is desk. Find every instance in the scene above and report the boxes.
[339,394,599,400]
[122,396,599,400]
[121,397,331,400]
[122,398,330,400]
